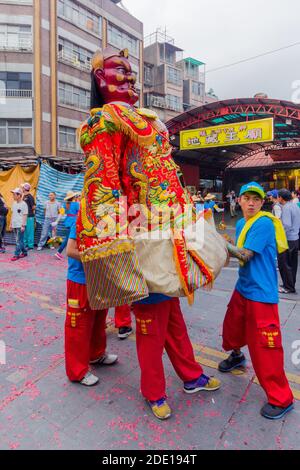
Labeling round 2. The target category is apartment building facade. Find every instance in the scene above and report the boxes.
[144,30,218,123]
[0,0,143,165]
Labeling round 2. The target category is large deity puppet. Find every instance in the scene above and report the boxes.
[77,47,228,310]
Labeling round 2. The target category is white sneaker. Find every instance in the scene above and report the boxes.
[79,372,99,387]
[37,247,42,251]
[90,354,118,366]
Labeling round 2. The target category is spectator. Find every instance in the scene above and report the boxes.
[267,190,282,219]
[293,191,300,249]
[0,192,8,253]
[278,189,300,294]
[37,192,61,251]
[204,194,225,213]
[55,191,80,260]
[230,191,237,217]
[10,187,28,261]
[226,190,237,217]
[292,190,300,206]
[22,183,36,250]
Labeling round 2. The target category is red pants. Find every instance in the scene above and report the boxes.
[132,298,203,401]
[223,290,293,407]
[65,280,108,382]
[115,305,132,328]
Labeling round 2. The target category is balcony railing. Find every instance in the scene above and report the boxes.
[0,89,32,98]
[58,49,91,72]
[0,37,32,51]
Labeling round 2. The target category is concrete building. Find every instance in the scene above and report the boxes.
[0,0,143,167]
[144,29,218,123]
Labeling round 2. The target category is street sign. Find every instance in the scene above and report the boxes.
[180,117,274,151]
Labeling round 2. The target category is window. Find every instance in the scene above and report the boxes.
[167,66,182,86]
[0,120,6,145]
[0,120,32,145]
[192,81,205,97]
[144,64,153,86]
[185,62,199,80]
[108,23,138,57]
[166,94,182,112]
[0,24,32,51]
[58,37,93,71]
[59,126,78,150]
[59,81,90,110]
[58,0,101,35]
[0,72,32,90]
[165,48,174,65]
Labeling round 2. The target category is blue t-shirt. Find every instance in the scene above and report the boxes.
[64,201,80,228]
[235,217,279,304]
[204,201,215,211]
[67,223,86,285]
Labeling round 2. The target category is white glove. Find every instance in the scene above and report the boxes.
[51,221,58,228]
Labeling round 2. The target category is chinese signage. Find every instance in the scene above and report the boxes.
[180,118,274,151]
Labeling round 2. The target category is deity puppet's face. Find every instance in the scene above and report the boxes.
[93,49,139,106]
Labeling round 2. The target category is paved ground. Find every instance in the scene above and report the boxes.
[0,226,300,450]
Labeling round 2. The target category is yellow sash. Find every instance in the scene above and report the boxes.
[237,211,288,255]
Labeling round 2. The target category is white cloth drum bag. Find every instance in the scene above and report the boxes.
[134,215,228,297]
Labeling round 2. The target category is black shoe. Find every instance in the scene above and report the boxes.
[218,351,246,373]
[260,402,294,420]
[118,327,133,340]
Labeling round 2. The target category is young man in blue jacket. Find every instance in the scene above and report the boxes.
[219,182,294,420]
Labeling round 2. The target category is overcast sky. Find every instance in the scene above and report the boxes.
[124,0,300,102]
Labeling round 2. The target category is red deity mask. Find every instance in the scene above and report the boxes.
[92,48,139,106]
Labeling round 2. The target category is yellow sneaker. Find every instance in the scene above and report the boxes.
[184,374,221,394]
[148,398,172,420]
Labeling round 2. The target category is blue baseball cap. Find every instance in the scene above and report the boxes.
[267,190,279,198]
[239,182,265,199]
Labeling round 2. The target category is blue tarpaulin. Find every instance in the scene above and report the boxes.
[34,163,84,241]
[36,163,84,226]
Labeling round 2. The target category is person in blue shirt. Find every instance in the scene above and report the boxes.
[55,191,80,260]
[218,182,294,420]
[65,222,118,386]
[204,194,224,214]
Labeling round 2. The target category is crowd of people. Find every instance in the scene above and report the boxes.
[267,188,300,294]
[0,186,83,262]
[192,189,238,217]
